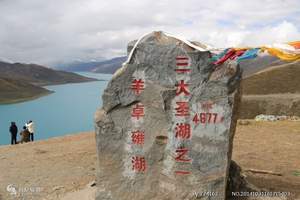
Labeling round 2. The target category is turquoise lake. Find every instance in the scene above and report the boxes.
[0,72,112,146]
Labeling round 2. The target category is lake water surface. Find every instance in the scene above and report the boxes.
[0,72,111,146]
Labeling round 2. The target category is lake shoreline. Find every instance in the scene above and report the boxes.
[0,78,101,105]
[0,130,94,148]
[0,90,54,105]
[0,72,111,146]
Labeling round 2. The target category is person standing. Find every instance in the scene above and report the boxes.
[25,120,35,142]
[9,122,18,145]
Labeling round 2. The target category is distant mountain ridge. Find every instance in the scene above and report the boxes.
[58,54,288,77]
[58,56,127,74]
[239,55,286,78]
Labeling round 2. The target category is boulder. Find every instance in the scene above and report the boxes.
[95,31,242,200]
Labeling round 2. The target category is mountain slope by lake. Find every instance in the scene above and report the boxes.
[0,61,97,86]
[0,77,52,104]
[0,61,98,104]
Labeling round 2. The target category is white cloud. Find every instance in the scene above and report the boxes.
[0,0,299,66]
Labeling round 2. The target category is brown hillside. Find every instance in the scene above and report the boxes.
[0,61,98,104]
[242,61,300,95]
[0,78,52,104]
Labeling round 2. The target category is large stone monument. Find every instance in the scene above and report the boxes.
[95,31,242,200]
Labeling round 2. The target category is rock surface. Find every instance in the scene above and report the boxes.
[95,31,242,200]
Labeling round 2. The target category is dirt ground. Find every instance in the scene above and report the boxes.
[0,121,299,200]
[0,132,97,200]
[233,120,300,200]
[239,94,300,119]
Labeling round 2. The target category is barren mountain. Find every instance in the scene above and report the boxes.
[0,77,52,104]
[0,61,97,103]
[242,61,300,95]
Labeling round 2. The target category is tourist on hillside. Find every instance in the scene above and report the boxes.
[20,126,30,143]
[25,120,35,142]
[9,122,18,145]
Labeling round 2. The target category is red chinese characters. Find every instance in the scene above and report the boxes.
[175,170,191,175]
[173,56,192,175]
[130,74,147,173]
[175,147,192,162]
[175,56,191,73]
[131,130,145,145]
[131,103,145,120]
[175,123,191,139]
[131,79,145,95]
[174,148,192,175]
[132,156,146,172]
[176,80,190,96]
[200,101,214,111]
[175,101,190,117]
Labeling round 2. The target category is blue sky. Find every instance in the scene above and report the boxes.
[0,0,299,66]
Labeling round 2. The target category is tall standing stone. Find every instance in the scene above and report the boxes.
[95,31,242,200]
